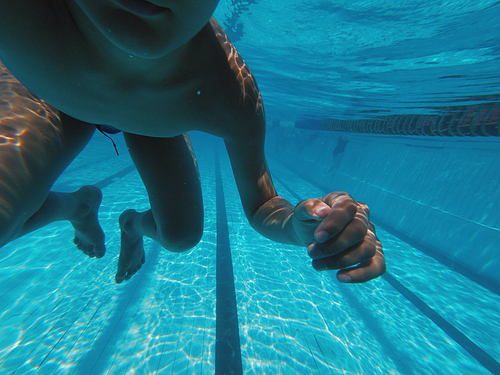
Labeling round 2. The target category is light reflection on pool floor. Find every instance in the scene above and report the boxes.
[0,134,498,374]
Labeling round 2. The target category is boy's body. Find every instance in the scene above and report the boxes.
[0,0,385,284]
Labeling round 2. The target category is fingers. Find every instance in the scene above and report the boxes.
[311,228,377,270]
[336,239,386,283]
[308,199,369,259]
[313,193,364,243]
[305,195,385,284]
[314,235,386,284]
[313,194,358,243]
[293,192,358,246]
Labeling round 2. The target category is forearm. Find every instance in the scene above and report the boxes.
[248,196,304,246]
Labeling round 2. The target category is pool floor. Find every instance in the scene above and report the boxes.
[0,133,499,374]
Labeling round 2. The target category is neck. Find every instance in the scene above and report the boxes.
[65,0,194,85]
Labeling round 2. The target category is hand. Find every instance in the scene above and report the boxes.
[292,192,385,283]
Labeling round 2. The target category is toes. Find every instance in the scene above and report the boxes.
[94,245,106,259]
[84,244,93,256]
[115,273,125,284]
[73,235,106,259]
[129,264,142,277]
[124,270,135,281]
[74,236,82,248]
[115,266,127,283]
[116,263,143,284]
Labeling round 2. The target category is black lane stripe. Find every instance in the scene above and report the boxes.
[93,164,136,189]
[272,172,500,375]
[373,219,500,297]
[273,163,500,297]
[383,273,500,375]
[215,150,243,375]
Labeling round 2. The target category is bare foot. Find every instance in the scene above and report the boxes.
[71,185,106,258]
[116,209,146,284]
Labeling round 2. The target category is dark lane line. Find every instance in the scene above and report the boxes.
[214,149,243,375]
[91,157,245,373]
[383,273,500,375]
[272,172,500,375]
[372,219,500,296]
[93,164,136,189]
[273,162,500,297]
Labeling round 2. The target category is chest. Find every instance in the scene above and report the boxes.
[35,61,241,138]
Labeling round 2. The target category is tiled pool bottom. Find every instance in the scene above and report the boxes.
[0,133,499,374]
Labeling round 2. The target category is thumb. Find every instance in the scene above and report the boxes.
[294,199,331,221]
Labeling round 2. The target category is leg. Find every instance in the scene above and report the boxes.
[115,132,203,283]
[20,186,106,258]
[0,61,105,256]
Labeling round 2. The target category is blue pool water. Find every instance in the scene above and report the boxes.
[1,1,500,374]
[0,131,499,374]
[214,0,500,121]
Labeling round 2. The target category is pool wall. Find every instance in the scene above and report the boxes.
[266,126,500,285]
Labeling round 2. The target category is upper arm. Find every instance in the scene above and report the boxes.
[224,117,278,224]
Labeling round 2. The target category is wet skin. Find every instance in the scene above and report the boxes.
[0,0,385,283]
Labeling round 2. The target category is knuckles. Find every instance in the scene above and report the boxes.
[323,191,350,204]
[349,216,368,242]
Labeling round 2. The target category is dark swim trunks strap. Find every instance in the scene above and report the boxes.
[96,124,121,134]
[96,125,120,155]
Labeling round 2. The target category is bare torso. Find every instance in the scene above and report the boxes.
[0,0,386,286]
[0,1,264,141]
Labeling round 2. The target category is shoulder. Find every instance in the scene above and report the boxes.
[210,18,264,117]
[194,19,266,143]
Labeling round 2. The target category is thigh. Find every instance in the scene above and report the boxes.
[0,61,95,239]
[123,132,204,238]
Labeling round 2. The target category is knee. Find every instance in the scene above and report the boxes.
[157,223,203,253]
